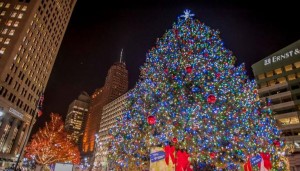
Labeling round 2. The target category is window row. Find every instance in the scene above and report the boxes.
[258,61,300,79]
[1,28,15,36]
[260,73,300,88]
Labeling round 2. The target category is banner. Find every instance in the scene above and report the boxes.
[150,147,175,171]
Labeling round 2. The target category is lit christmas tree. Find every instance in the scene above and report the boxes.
[26,113,80,169]
[108,10,286,170]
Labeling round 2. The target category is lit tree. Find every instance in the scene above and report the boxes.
[26,113,80,169]
[108,10,285,170]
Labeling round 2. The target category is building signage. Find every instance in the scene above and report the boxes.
[9,107,24,119]
[264,48,300,66]
[250,155,262,165]
[150,151,165,162]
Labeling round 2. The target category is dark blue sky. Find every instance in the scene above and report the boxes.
[32,0,300,134]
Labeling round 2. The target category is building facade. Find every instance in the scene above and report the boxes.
[0,0,76,166]
[93,92,128,171]
[65,91,90,148]
[82,61,128,162]
[252,40,300,170]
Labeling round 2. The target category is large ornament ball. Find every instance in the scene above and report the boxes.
[186,66,193,73]
[147,115,156,125]
[172,137,178,143]
[207,94,217,104]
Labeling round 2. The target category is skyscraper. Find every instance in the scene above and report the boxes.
[93,92,128,171]
[65,91,90,148]
[82,58,128,161]
[0,0,76,164]
[252,40,300,169]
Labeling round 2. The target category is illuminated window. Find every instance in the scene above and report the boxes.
[277,77,286,84]
[0,47,5,54]
[266,71,273,77]
[295,61,300,68]
[4,38,10,44]
[268,80,276,86]
[0,11,5,16]
[285,64,293,72]
[11,12,17,18]
[15,5,21,10]
[0,2,3,7]
[17,13,23,19]
[6,20,13,26]
[1,28,8,34]
[258,74,265,80]
[13,21,19,27]
[8,30,15,36]
[278,117,299,125]
[22,6,27,11]
[5,3,10,8]
[288,74,296,81]
[274,68,282,75]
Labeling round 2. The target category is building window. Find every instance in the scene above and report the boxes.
[8,30,15,36]
[11,12,17,18]
[268,80,276,86]
[0,11,5,16]
[1,29,8,34]
[6,20,13,26]
[266,71,273,78]
[15,5,21,10]
[0,2,3,7]
[274,68,282,75]
[285,64,293,72]
[277,77,286,84]
[13,21,19,27]
[258,74,265,80]
[4,38,10,44]
[22,6,27,11]
[288,74,296,81]
[278,117,299,125]
[5,3,10,8]
[0,47,5,54]
[18,13,23,19]
[294,61,300,68]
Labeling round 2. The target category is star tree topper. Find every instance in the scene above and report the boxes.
[180,9,195,20]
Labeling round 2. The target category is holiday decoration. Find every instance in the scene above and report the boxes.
[25,113,80,167]
[185,66,192,73]
[147,115,156,125]
[172,137,178,143]
[207,94,217,104]
[107,10,285,170]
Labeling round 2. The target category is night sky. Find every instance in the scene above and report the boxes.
[31,0,300,135]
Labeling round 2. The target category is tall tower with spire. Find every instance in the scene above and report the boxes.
[82,51,128,161]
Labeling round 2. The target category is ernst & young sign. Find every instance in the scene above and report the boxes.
[264,48,300,66]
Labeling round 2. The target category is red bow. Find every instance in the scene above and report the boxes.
[258,153,272,170]
[164,145,175,165]
[244,157,252,171]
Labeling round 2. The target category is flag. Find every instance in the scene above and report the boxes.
[37,92,44,117]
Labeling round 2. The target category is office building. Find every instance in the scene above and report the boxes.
[0,0,76,166]
[252,39,300,170]
[93,92,128,171]
[65,91,90,148]
[82,59,128,162]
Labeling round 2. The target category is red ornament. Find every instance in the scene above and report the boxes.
[209,152,216,159]
[207,94,217,104]
[273,140,280,147]
[147,115,156,125]
[164,68,168,74]
[253,89,258,94]
[216,73,221,79]
[38,110,43,117]
[186,66,192,73]
[172,137,178,143]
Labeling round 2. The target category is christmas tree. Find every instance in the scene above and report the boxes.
[108,10,284,170]
[26,113,80,168]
